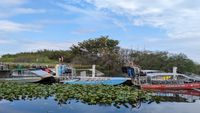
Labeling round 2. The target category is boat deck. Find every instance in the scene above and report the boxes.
[61,77,131,85]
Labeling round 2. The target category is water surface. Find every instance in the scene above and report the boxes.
[1,90,200,113]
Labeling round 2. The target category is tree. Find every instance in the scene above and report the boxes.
[71,36,119,56]
[70,36,121,75]
[129,50,198,74]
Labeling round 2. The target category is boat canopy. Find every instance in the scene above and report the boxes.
[30,70,50,77]
[147,73,184,77]
[147,72,200,81]
[141,70,163,74]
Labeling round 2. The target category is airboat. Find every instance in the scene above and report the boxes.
[139,67,200,90]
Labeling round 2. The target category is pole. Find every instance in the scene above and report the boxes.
[92,65,96,78]
[173,67,177,80]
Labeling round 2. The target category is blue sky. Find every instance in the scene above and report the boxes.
[0,0,200,63]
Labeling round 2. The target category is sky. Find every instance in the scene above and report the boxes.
[0,0,200,63]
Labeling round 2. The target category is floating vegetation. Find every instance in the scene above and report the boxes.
[0,82,152,108]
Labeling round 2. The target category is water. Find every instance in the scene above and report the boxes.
[0,90,200,113]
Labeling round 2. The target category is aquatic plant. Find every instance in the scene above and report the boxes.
[0,82,152,108]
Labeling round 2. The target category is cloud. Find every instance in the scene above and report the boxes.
[0,0,46,18]
[13,8,46,14]
[55,1,129,32]
[0,39,75,56]
[21,40,74,51]
[0,20,42,33]
[0,0,46,34]
[85,0,200,39]
[0,38,15,44]
[56,1,108,21]
[112,19,128,31]
[83,0,200,62]
[72,28,96,35]
[0,0,26,7]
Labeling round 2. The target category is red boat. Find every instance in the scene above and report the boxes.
[141,83,200,90]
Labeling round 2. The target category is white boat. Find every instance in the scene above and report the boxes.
[140,67,200,90]
[0,69,54,83]
[60,65,131,85]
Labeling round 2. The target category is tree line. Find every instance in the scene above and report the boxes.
[0,50,72,63]
[1,36,200,75]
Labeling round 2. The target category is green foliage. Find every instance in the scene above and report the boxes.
[0,82,151,107]
[71,36,119,55]
[130,50,199,74]
[0,36,200,75]
[70,36,122,75]
[0,50,72,63]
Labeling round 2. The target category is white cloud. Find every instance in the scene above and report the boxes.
[86,0,200,39]
[0,20,42,33]
[112,19,128,31]
[21,40,74,51]
[72,28,96,35]
[0,0,46,18]
[0,0,45,33]
[0,39,75,56]
[0,39,11,44]
[84,0,200,62]
[0,0,26,7]
[13,8,46,14]
[56,1,129,32]
[56,2,108,21]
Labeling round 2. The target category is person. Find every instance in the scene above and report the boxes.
[127,67,135,78]
[59,56,64,63]
[127,61,142,85]
[17,65,22,75]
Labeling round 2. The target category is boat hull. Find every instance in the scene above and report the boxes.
[0,76,56,83]
[0,70,12,78]
[64,77,130,85]
[141,83,200,90]
[0,77,42,83]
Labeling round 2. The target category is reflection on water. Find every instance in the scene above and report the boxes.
[137,89,200,113]
[150,89,200,103]
[0,89,200,113]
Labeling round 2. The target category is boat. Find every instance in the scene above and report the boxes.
[61,65,131,85]
[139,67,200,90]
[0,68,55,83]
[0,64,12,78]
[63,77,131,85]
[141,82,200,90]
[141,70,164,75]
